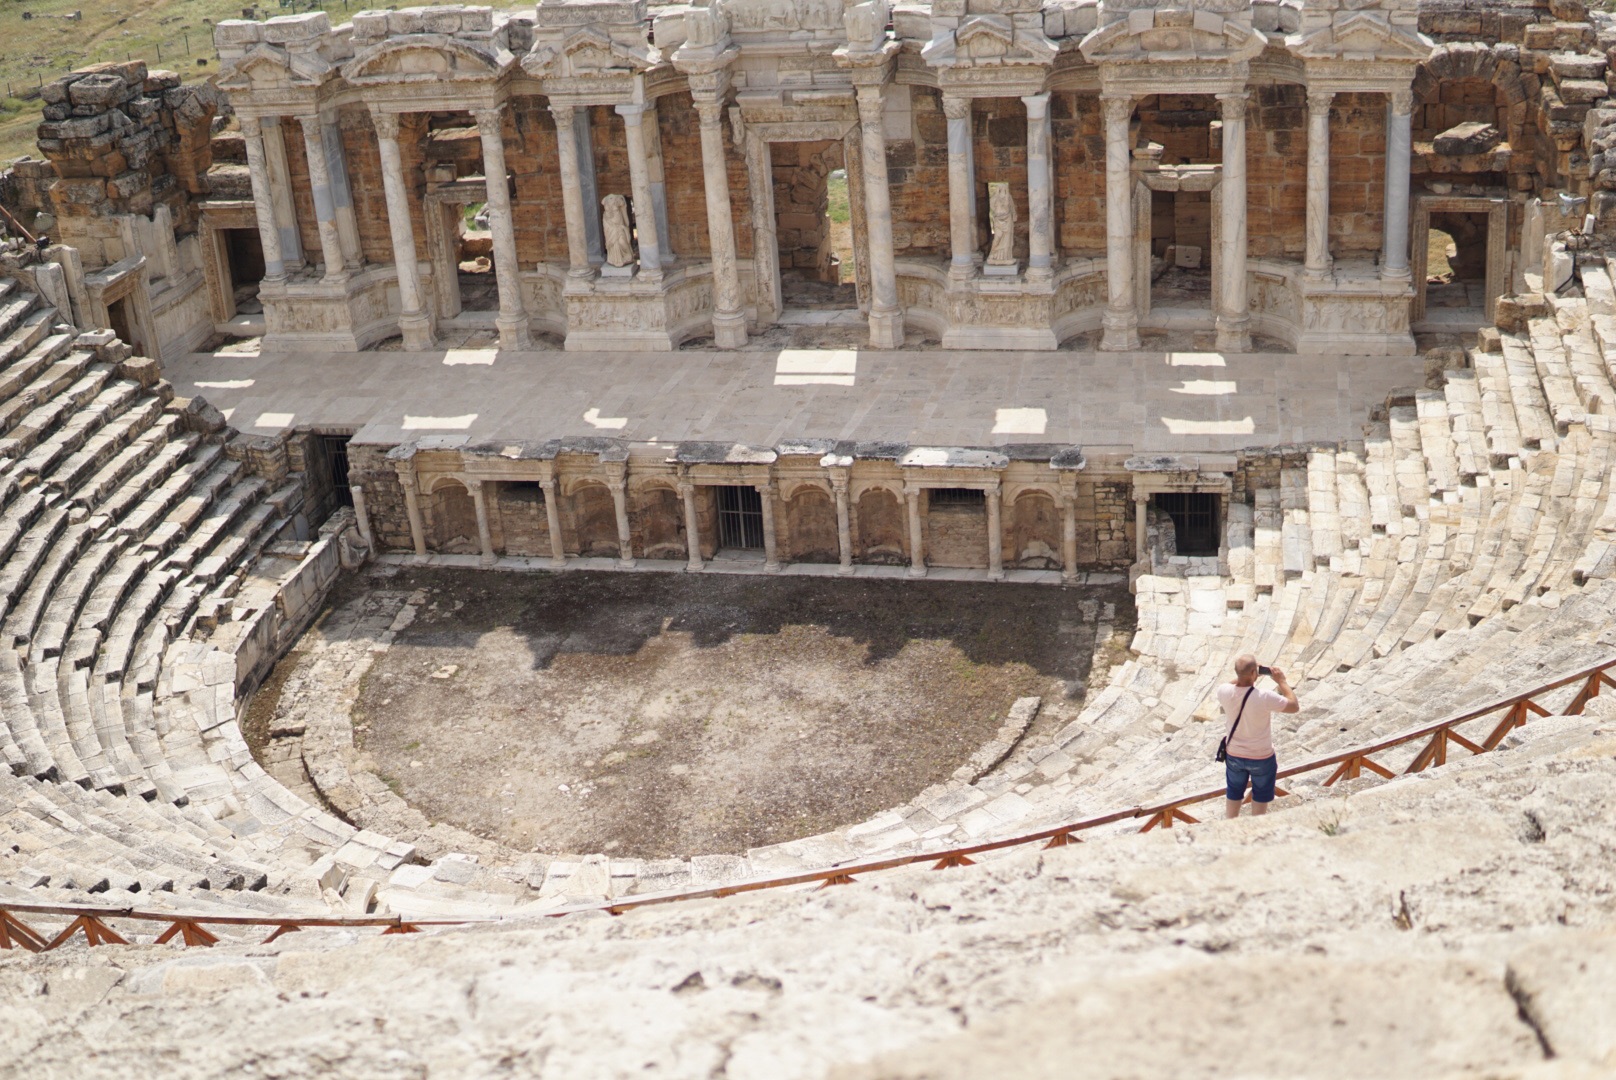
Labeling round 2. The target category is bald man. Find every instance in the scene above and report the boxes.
[1217,654,1299,819]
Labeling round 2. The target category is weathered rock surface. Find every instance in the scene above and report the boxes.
[4,712,1612,1080]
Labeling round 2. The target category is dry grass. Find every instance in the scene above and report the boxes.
[0,0,363,165]
[827,168,855,285]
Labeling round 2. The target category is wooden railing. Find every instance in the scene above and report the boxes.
[2,654,1612,949]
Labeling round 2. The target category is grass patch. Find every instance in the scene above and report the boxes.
[0,0,369,164]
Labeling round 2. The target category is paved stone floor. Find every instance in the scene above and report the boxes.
[166,341,1426,454]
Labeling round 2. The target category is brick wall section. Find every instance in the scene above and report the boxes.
[1246,85,1309,260]
[887,86,950,258]
[508,98,568,266]
[1054,93,1106,257]
[348,446,413,552]
[1328,92,1387,256]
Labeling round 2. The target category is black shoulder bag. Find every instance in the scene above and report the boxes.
[1216,687,1255,763]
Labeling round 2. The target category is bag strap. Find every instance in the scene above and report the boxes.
[1227,686,1255,744]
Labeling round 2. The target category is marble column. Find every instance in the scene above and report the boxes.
[467,479,495,567]
[680,480,704,571]
[832,476,853,575]
[323,119,364,271]
[372,111,434,350]
[540,476,566,567]
[1216,91,1251,353]
[298,114,347,284]
[397,467,427,559]
[1060,491,1079,585]
[944,94,975,280]
[350,484,373,549]
[1382,89,1414,282]
[987,483,1004,581]
[758,481,780,573]
[260,117,305,271]
[856,85,905,349]
[1304,89,1334,282]
[905,485,926,577]
[473,106,532,349]
[695,96,747,348]
[550,105,593,280]
[575,108,605,264]
[745,133,782,324]
[1023,92,1054,283]
[642,100,673,264]
[617,103,664,283]
[609,479,635,569]
[238,117,286,285]
[1134,492,1148,563]
[1100,93,1139,351]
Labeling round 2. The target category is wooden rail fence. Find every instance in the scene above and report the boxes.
[2,654,1611,950]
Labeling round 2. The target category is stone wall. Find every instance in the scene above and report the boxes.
[888,86,951,260]
[1328,92,1389,256]
[1247,85,1308,260]
[1053,93,1106,257]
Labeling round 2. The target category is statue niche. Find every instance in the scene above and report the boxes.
[985,181,1018,276]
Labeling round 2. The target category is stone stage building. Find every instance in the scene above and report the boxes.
[201,0,1451,357]
[12,0,1613,579]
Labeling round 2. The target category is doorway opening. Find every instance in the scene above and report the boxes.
[771,141,857,319]
[1423,212,1488,327]
[1153,492,1221,557]
[106,296,135,351]
[1140,94,1220,312]
[716,485,765,551]
[456,201,498,313]
[320,433,354,508]
[223,228,266,316]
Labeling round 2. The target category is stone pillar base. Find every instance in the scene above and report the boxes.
[400,312,435,351]
[617,556,637,569]
[1215,316,1251,354]
[837,562,855,577]
[868,307,905,350]
[479,553,497,568]
[907,564,928,578]
[712,310,748,349]
[496,314,532,350]
[1100,311,1140,352]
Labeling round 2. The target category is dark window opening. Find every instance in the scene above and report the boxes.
[929,488,985,508]
[224,228,266,287]
[503,480,545,505]
[716,485,765,549]
[321,433,353,508]
[1153,492,1221,556]
[106,296,134,350]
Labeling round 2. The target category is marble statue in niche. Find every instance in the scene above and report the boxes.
[602,193,635,275]
[985,181,1018,276]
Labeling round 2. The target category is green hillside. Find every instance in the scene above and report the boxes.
[0,0,363,164]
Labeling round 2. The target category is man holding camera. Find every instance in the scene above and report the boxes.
[1217,653,1299,818]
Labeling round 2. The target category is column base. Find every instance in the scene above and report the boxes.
[764,560,781,574]
[868,306,905,350]
[399,312,435,351]
[549,557,567,569]
[907,564,928,578]
[1380,268,1412,285]
[987,568,1005,582]
[479,554,497,568]
[496,313,532,350]
[948,260,975,284]
[686,558,704,573]
[321,268,350,286]
[837,562,855,576]
[712,310,748,349]
[1100,310,1140,352]
[1215,316,1251,354]
[617,556,638,569]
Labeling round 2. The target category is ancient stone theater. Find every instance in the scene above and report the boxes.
[0,0,1615,1076]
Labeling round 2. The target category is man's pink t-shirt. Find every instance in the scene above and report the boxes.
[1216,682,1289,760]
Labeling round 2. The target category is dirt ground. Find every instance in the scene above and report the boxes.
[332,568,1131,859]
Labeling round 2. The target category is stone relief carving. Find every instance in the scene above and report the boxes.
[986,181,1017,269]
[603,194,635,268]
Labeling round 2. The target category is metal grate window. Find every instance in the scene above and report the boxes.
[1153,492,1221,556]
[716,485,765,549]
[928,488,985,507]
[321,434,353,508]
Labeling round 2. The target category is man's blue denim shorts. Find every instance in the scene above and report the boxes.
[1225,753,1278,803]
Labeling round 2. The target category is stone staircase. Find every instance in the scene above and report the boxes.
[4,256,1616,925]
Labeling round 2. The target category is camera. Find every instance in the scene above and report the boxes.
[1258,665,1272,677]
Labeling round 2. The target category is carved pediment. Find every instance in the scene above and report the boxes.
[341,35,513,85]
[1290,13,1433,62]
[925,12,1057,68]
[522,25,658,80]
[217,43,334,90]
[1079,10,1265,65]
